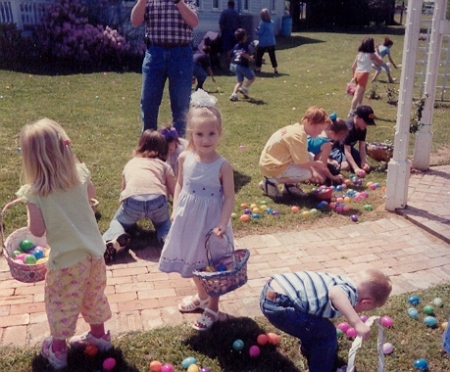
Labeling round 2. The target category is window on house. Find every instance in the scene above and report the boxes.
[212,0,219,10]
[243,0,249,12]
[271,0,276,12]
[196,0,202,9]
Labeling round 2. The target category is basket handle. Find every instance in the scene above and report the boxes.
[204,229,235,267]
[0,198,25,256]
[346,316,385,372]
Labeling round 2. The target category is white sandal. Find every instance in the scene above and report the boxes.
[178,294,209,313]
[192,307,219,331]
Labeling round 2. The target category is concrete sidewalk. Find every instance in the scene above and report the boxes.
[0,166,449,348]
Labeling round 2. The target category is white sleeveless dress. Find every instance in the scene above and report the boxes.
[159,151,234,278]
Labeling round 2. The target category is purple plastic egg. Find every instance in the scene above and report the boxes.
[382,342,394,355]
[200,368,211,372]
[103,357,116,371]
[249,345,260,358]
[351,214,358,222]
[271,210,280,216]
[360,314,368,323]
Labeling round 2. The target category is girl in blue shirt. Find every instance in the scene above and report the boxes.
[255,8,278,74]
[372,37,398,84]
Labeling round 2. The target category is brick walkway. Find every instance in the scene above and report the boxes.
[0,166,449,348]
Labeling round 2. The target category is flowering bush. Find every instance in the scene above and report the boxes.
[32,0,145,71]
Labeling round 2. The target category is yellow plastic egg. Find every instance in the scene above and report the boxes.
[36,258,48,264]
[301,210,310,218]
[260,205,267,211]
[252,207,260,213]
[187,364,199,372]
[250,203,257,209]
[344,196,350,203]
[441,321,448,330]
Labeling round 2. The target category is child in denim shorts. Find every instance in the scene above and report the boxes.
[229,28,255,101]
[260,269,392,372]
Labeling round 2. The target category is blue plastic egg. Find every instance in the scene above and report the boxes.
[181,357,197,369]
[251,213,260,219]
[407,307,419,319]
[413,358,428,370]
[408,295,420,305]
[265,207,272,214]
[232,339,244,351]
[424,316,437,327]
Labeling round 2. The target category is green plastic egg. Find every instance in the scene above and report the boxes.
[19,239,34,252]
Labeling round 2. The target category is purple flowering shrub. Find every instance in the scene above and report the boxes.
[32,0,145,71]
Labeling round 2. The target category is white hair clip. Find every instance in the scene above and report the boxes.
[190,89,218,108]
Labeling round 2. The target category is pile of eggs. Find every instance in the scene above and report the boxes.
[12,239,50,265]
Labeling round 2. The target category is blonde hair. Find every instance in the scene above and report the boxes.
[356,269,392,306]
[20,118,80,196]
[185,106,223,150]
[260,8,271,22]
[301,106,332,126]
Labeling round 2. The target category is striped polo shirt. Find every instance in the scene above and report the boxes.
[272,271,358,318]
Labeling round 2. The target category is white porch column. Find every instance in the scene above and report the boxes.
[10,0,23,29]
[412,0,448,170]
[385,0,423,211]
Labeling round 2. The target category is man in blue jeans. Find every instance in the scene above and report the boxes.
[260,269,391,372]
[131,0,199,136]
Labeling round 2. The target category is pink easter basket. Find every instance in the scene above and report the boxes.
[1,199,48,283]
[346,81,357,96]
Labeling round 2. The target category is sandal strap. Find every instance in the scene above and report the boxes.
[193,308,220,331]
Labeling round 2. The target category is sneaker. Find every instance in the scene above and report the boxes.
[283,183,307,197]
[69,331,112,351]
[258,178,281,198]
[238,86,249,98]
[104,241,117,264]
[229,93,238,101]
[114,233,131,251]
[41,337,68,370]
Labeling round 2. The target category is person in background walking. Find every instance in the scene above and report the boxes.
[219,0,240,71]
[255,8,278,75]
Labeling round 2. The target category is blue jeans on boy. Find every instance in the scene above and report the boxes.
[193,64,207,88]
[102,195,171,243]
[260,281,337,372]
[140,45,193,136]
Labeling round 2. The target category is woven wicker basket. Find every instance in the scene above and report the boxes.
[366,142,394,162]
[193,231,250,297]
[1,199,48,283]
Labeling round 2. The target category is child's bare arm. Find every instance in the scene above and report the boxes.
[27,202,46,237]
[329,286,371,340]
[388,54,397,68]
[214,160,235,236]
[87,181,96,200]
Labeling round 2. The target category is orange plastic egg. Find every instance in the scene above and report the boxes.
[240,214,250,222]
[150,360,162,372]
[291,206,299,213]
[240,203,248,209]
[266,332,280,345]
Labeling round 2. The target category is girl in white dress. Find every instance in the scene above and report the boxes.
[159,89,235,331]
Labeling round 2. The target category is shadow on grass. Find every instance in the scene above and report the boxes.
[184,317,302,372]
[276,35,325,51]
[234,170,252,193]
[32,346,139,372]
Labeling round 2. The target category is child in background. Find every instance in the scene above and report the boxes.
[159,126,189,178]
[255,8,278,74]
[16,118,112,369]
[159,89,235,331]
[229,28,256,101]
[258,106,331,198]
[349,37,382,117]
[307,113,348,185]
[372,37,398,84]
[102,130,175,263]
[329,105,376,178]
[260,269,392,372]
[193,45,216,91]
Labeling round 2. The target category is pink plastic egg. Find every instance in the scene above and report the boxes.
[381,315,394,327]
[382,342,394,355]
[346,327,358,339]
[249,345,260,358]
[336,322,350,333]
[103,357,116,371]
[161,364,174,372]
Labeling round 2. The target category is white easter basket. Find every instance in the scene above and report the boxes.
[346,316,385,372]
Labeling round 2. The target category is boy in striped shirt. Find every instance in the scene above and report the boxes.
[260,269,391,372]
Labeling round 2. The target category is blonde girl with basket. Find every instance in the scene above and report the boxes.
[159,89,235,331]
[16,118,112,369]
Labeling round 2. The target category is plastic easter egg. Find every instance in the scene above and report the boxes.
[187,364,199,372]
[25,254,37,264]
[103,357,116,371]
[441,321,448,330]
[301,210,310,218]
[249,345,260,358]
[381,316,394,327]
[244,208,252,215]
[363,204,373,211]
[335,206,343,213]
[36,258,48,264]
[407,307,419,319]
[199,368,211,372]
[84,344,98,356]
[369,184,377,190]
[12,250,22,258]
[265,207,273,214]
[14,253,26,263]
[336,197,344,203]
[260,205,267,211]
[250,203,257,209]
[342,205,350,213]
[231,212,237,219]
[32,247,45,260]
[260,200,267,205]
[240,214,250,222]
[343,196,350,203]
[150,360,163,372]
[360,315,368,323]
[351,214,358,222]
[346,327,357,339]
[266,332,280,345]
[240,203,248,209]
[161,364,174,372]
[336,328,344,337]
[271,210,280,216]
[413,358,428,370]
[291,206,299,213]
[366,182,373,187]
[329,202,336,209]
[382,342,394,355]
[232,339,244,351]
[424,316,437,327]
[257,334,268,345]
[251,213,260,219]
[181,357,197,369]
[310,208,319,215]
[19,239,34,252]
[433,297,443,307]
[423,305,434,315]
[344,179,351,185]
[408,295,420,305]
[357,170,366,178]
[336,322,350,333]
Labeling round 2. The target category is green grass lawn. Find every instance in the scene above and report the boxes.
[1,28,450,371]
